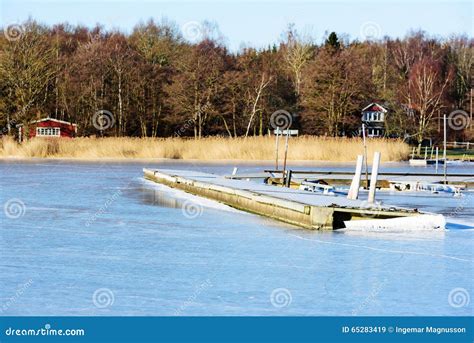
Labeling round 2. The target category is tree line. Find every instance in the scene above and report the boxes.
[0,19,472,142]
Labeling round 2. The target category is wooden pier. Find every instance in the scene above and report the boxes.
[143,168,427,230]
[226,169,474,189]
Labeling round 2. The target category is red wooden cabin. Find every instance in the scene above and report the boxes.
[19,118,77,140]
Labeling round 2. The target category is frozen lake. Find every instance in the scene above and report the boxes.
[0,160,473,316]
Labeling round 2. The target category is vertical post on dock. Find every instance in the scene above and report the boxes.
[435,147,439,173]
[470,88,473,130]
[275,127,280,170]
[443,114,447,184]
[424,146,428,160]
[282,129,290,186]
[362,123,369,189]
[285,170,293,188]
[430,146,434,159]
[368,152,381,203]
[348,155,364,200]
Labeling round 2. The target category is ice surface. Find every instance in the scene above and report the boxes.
[0,160,472,316]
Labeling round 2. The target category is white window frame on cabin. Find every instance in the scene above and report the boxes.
[36,127,60,137]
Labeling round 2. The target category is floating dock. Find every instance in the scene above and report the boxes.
[226,170,474,189]
[143,168,430,230]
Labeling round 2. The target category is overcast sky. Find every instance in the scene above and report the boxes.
[1,0,472,51]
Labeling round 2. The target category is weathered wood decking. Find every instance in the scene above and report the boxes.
[143,168,424,230]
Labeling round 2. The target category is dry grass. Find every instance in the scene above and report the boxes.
[0,136,410,162]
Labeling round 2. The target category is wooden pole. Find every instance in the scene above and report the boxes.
[275,127,280,170]
[368,152,381,203]
[282,129,290,185]
[443,114,447,185]
[285,170,293,188]
[362,123,369,189]
[470,88,472,130]
[347,155,364,200]
[435,147,439,174]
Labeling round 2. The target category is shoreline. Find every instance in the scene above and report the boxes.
[0,156,408,165]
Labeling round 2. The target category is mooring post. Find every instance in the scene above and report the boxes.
[424,146,428,160]
[275,127,280,170]
[443,114,447,184]
[411,147,415,159]
[232,167,238,176]
[347,155,363,200]
[435,147,439,173]
[282,129,290,185]
[285,170,293,188]
[368,152,381,203]
[430,146,434,159]
[362,123,369,189]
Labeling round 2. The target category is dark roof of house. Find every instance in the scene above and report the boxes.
[361,103,387,113]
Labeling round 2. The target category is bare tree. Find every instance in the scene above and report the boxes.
[0,21,55,131]
[282,25,314,98]
[406,57,453,144]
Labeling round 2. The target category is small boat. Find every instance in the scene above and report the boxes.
[388,181,464,196]
[299,180,347,196]
[344,214,446,231]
